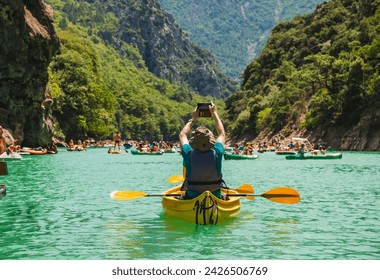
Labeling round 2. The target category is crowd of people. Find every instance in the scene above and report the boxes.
[228,138,328,157]
[68,139,87,151]
[66,137,179,154]
[1,121,329,161]
[133,140,177,153]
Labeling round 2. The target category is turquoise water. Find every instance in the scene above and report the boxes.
[1,149,379,260]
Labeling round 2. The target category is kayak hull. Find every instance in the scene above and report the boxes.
[275,150,297,155]
[67,147,86,152]
[161,186,241,225]
[224,153,258,160]
[285,153,342,160]
[20,149,47,155]
[130,148,163,155]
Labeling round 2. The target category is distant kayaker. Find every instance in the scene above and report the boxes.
[319,145,326,155]
[179,101,226,199]
[232,144,240,154]
[297,143,305,157]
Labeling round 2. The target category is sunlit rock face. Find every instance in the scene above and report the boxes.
[0,0,59,146]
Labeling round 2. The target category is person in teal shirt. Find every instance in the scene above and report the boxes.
[179,102,226,199]
[297,143,306,157]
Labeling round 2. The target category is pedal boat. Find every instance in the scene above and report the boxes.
[161,186,241,225]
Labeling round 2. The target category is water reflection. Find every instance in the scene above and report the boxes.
[266,218,300,247]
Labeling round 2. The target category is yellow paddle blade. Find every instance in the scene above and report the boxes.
[261,187,300,204]
[235,184,254,200]
[168,175,185,184]
[110,190,148,201]
[236,184,254,194]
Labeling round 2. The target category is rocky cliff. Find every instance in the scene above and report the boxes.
[225,0,380,151]
[245,117,380,151]
[0,0,59,146]
[94,0,236,98]
[158,0,326,79]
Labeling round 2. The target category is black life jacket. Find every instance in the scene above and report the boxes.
[185,149,222,193]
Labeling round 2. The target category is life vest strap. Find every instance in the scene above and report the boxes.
[186,179,223,185]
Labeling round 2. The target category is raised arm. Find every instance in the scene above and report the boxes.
[209,102,225,144]
[179,108,198,147]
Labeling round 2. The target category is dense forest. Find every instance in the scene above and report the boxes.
[158,0,325,79]
[225,0,379,150]
[2,0,378,150]
[45,0,227,142]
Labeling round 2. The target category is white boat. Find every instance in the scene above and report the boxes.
[0,152,23,160]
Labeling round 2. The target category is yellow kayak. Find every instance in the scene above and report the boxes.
[111,185,300,225]
[161,186,241,225]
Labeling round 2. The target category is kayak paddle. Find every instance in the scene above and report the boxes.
[110,184,253,201]
[110,190,178,201]
[227,187,300,204]
[223,184,254,200]
[110,186,300,204]
[167,174,184,184]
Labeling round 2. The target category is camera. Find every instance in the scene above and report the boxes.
[197,102,212,117]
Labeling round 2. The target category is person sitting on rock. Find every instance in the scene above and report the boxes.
[0,126,7,155]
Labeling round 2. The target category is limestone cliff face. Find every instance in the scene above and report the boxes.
[249,116,380,152]
[0,0,59,146]
[238,105,380,151]
[97,0,236,98]
[307,112,380,151]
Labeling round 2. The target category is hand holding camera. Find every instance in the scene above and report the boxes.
[196,101,215,117]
